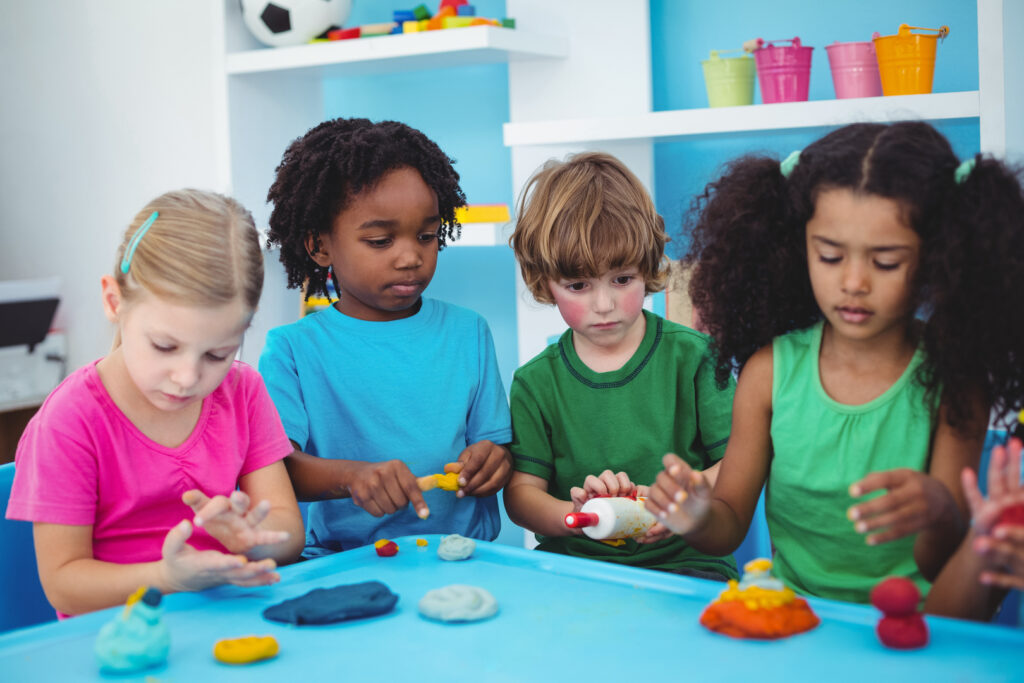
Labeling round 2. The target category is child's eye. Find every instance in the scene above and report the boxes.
[205,353,229,362]
[418,232,439,243]
[566,282,587,292]
[874,261,900,271]
[613,275,635,286]
[152,344,174,353]
[365,238,392,248]
[818,255,841,264]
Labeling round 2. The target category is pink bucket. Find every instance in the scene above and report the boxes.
[754,37,813,103]
[825,41,882,99]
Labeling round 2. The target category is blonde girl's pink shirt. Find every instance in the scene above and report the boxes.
[5,360,292,564]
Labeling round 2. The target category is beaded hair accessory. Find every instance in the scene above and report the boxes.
[779,150,801,179]
[120,211,159,274]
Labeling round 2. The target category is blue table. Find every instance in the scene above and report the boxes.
[1,535,1021,682]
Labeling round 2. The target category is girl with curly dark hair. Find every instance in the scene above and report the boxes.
[257,118,513,557]
[644,121,1024,610]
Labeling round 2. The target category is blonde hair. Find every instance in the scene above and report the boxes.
[114,189,263,313]
[510,152,669,304]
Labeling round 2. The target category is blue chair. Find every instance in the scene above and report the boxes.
[0,462,55,632]
[979,430,1022,628]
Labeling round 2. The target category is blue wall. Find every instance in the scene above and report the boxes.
[649,0,981,257]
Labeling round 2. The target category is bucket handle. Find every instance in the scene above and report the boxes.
[708,49,748,60]
[751,37,803,50]
[897,24,950,40]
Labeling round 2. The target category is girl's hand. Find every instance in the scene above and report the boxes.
[454,440,513,498]
[965,438,1024,589]
[847,469,957,545]
[636,520,674,544]
[182,490,290,558]
[159,520,280,593]
[346,460,429,519]
[569,470,636,512]
[644,453,711,535]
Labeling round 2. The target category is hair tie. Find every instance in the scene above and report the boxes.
[954,158,976,185]
[780,150,801,179]
[120,211,159,274]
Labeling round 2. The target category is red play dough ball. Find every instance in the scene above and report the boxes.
[870,577,920,617]
[375,541,399,557]
[996,502,1024,527]
[876,613,929,649]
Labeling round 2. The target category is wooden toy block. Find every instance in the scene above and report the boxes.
[360,22,398,37]
[403,20,422,33]
[455,204,511,224]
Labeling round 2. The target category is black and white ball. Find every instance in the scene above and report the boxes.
[240,0,352,47]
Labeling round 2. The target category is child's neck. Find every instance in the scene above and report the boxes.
[817,321,918,406]
[572,314,647,373]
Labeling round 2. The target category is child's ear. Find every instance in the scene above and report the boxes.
[100,275,122,323]
[305,233,332,267]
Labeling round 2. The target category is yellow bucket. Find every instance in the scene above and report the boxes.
[872,24,949,96]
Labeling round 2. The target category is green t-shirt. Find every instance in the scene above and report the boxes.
[509,310,737,578]
[768,321,937,604]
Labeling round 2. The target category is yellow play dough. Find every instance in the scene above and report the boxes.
[213,636,279,665]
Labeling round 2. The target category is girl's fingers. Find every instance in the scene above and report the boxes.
[988,445,1009,501]
[193,496,231,527]
[962,467,986,519]
[245,499,272,527]
[979,571,1024,590]
[229,490,251,516]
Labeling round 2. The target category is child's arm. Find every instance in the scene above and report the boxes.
[504,471,577,537]
[182,460,305,564]
[33,520,280,616]
[646,346,773,554]
[283,444,431,520]
[847,401,985,580]
[452,440,513,498]
[925,439,1023,620]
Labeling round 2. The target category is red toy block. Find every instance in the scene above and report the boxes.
[997,502,1024,527]
[439,0,469,8]
[328,27,361,40]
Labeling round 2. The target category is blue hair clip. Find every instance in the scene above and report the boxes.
[120,211,158,274]
[954,158,976,185]
[780,150,801,179]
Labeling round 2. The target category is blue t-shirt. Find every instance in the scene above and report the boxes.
[259,298,512,557]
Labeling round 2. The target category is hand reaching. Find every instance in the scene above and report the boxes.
[454,440,513,498]
[644,454,711,535]
[159,520,279,594]
[345,460,430,519]
[964,438,1024,589]
[182,489,290,558]
[847,468,957,546]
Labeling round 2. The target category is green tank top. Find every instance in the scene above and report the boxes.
[768,321,937,604]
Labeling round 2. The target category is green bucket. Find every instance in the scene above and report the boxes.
[701,50,755,107]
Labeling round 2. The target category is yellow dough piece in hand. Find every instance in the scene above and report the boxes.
[213,636,279,665]
[417,471,462,492]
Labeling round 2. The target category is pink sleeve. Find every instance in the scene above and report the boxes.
[237,363,293,477]
[6,403,98,525]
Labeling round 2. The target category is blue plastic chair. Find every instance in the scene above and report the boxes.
[733,486,771,570]
[0,462,56,632]
[979,430,1022,628]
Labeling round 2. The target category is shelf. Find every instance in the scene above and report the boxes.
[503,91,980,146]
[225,25,566,78]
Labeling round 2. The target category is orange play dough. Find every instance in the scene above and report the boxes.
[700,596,819,639]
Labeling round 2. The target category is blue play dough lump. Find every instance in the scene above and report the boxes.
[262,581,399,625]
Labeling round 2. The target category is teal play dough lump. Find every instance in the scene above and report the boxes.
[437,534,475,560]
[418,585,498,623]
[95,587,170,673]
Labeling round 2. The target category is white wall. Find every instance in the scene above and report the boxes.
[0,1,224,372]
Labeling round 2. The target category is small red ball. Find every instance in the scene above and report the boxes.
[996,502,1024,527]
[876,613,929,649]
[870,577,921,617]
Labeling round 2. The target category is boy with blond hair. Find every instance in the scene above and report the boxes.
[504,152,737,579]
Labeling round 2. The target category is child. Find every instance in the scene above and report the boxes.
[258,118,513,557]
[5,190,305,616]
[647,121,1024,604]
[504,152,737,579]
[926,437,1024,620]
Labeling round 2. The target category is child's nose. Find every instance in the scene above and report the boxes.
[394,239,423,269]
[593,286,615,313]
[171,359,200,390]
[841,261,870,295]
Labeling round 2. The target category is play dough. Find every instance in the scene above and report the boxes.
[699,559,819,639]
[437,534,476,560]
[95,587,171,673]
[262,581,398,625]
[213,636,279,665]
[418,585,498,623]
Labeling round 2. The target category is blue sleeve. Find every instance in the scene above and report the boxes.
[257,327,310,451]
[466,317,512,446]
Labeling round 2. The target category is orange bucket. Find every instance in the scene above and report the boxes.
[872,24,949,95]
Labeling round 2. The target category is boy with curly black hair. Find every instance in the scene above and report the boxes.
[259,118,513,557]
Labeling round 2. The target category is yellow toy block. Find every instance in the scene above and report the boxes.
[443,16,475,29]
[455,204,511,224]
[403,20,422,33]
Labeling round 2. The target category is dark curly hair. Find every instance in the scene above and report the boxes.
[684,121,1024,431]
[266,118,466,300]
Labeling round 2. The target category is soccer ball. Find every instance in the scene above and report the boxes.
[240,0,352,47]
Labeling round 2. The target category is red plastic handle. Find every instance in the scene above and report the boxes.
[564,512,600,528]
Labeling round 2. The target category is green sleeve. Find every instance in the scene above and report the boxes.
[694,350,735,463]
[509,375,556,480]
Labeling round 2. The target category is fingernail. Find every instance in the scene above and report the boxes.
[850,486,861,497]
[674,491,684,503]
[856,522,867,533]
[848,508,859,520]
[458,478,466,486]
[658,511,667,519]
[418,508,430,519]
[193,516,204,527]
[994,527,1007,539]
[668,503,678,513]
[669,465,681,476]
[866,536,877,546]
